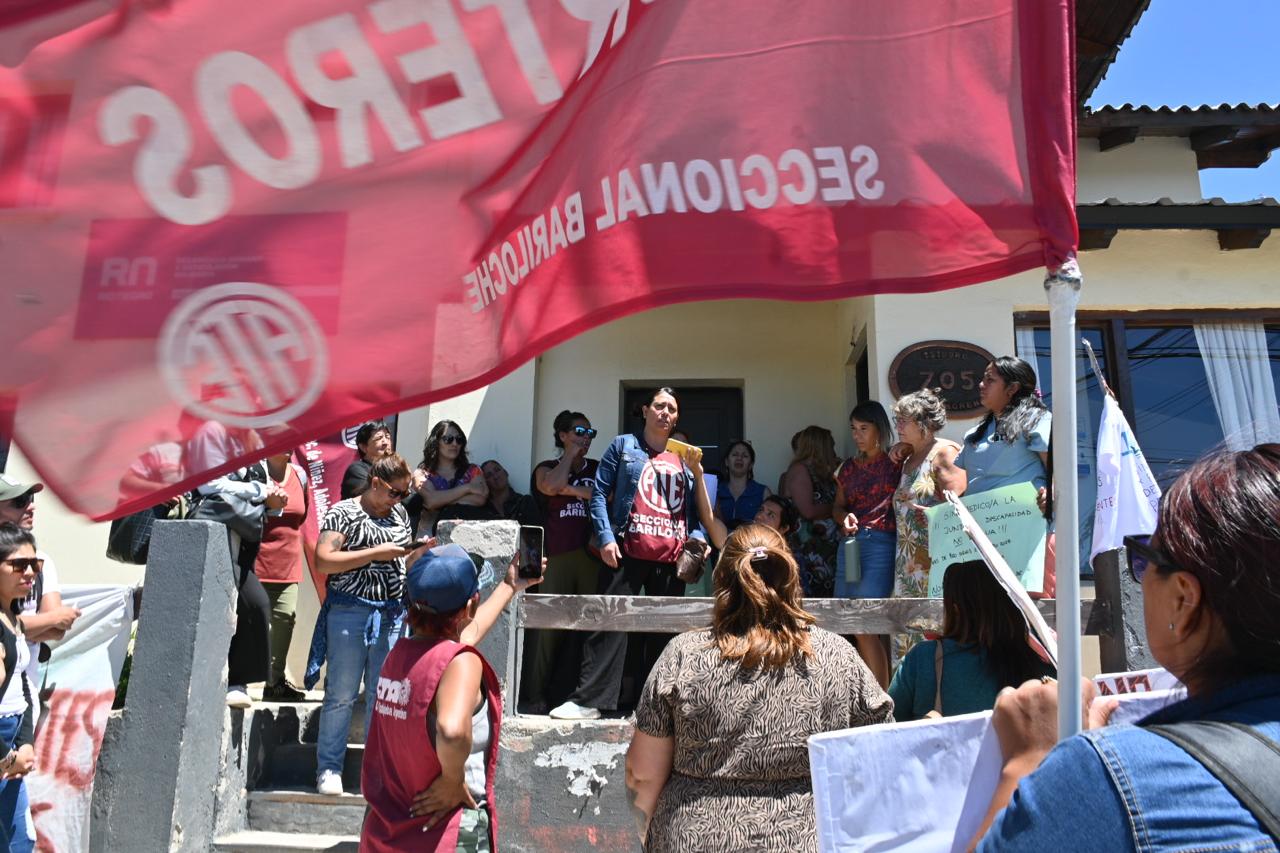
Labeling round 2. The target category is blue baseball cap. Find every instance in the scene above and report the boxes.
[406,543,481,613]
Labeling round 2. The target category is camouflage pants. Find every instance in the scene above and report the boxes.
[456,808,491,853]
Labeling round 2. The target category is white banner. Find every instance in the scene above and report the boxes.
[1090,395,1160,564]
[810,670,1185,852]
[27,585,134,853]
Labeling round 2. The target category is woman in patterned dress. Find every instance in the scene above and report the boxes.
[780,426,841,598]
[890,389,964,655]
[625,525,893,852]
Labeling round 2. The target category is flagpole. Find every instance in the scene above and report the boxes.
[1046,259,1082,739]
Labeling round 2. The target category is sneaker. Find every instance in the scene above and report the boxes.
[262,682,307,703]
[225,685,252,709]
[548,700,601,720]
[316,769,344,796]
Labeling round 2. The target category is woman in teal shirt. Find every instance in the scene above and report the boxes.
[955,357,1051,495]
[889,560,1053,720]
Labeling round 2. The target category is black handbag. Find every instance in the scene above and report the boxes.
[106,502,176,564]
[186,464,268,542]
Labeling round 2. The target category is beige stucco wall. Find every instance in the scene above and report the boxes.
[528,299,850,491]
[1077,136,1203,203]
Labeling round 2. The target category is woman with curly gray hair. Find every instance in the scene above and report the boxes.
[890,389,964,650]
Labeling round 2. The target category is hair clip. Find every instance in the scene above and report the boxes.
[749,546,769,563]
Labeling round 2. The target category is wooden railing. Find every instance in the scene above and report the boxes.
[520,594,1106,635]
[506,550,1153,690]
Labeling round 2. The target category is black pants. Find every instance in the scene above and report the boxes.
[570,556,685,711]
[227,535,271,687]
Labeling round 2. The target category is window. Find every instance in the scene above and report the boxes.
[1016,313,1280,575]
[1123,326,1224,485]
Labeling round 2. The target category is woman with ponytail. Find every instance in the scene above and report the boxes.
[625,525,892,852]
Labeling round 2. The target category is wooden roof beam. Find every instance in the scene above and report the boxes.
[1098,127,1139,151]
[1191,125,1241,151]
[1196,134,1280,169]
[1080,227,1119,251]
[1217,228,1271,251]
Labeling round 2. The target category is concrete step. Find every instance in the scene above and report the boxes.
[267,743,364,790]
[248,789,367,836]
[213,830,359,852]
[299,702,367,745]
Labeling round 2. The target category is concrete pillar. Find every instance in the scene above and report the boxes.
[91,520,237,852]
[1093,548,1155,673]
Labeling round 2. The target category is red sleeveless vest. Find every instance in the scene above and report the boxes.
[360,636,502,852]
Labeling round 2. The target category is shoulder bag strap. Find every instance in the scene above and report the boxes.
[932,641,944,715]
[1146,720,1280,841]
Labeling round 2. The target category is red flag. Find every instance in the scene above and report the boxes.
[0,0,1076,519]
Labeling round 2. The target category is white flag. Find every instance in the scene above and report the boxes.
[1091,395,1160,564]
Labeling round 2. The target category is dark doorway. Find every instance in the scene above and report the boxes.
[855,348,870,407]
[621,386,744,475]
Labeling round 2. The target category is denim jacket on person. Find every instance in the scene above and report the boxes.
[978,674,1280,852]
[588,432,705,552]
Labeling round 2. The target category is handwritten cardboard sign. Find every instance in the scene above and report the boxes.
[925,482,1046,595]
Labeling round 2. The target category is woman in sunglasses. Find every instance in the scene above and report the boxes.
[522,410,600,713]
[0,523,39,852]
[307,453,430,797]
[415,421,489,538]
[972,444,1280,851]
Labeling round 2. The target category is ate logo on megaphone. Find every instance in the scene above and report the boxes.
[158,282,328,428]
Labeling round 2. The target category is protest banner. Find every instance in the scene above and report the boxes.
[810,680,1185,853]
[925,483,1047,596]
[1094,666,1180,697]
[1091,394,1160,564]
[0,0,1078,520]
[27,584,135,852]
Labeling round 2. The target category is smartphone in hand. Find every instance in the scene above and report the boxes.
[518,525,544,579]
[665,437,702,464]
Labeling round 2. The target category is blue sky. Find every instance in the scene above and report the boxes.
[1088,0,1279,201]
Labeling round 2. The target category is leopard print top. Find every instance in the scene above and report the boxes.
[635,627,894,851]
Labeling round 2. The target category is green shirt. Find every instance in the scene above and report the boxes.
[888,638,1053,722]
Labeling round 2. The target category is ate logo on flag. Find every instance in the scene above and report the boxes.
[157,282,329,428]
[0,0,1077,518]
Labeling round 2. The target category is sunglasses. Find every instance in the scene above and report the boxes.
[2,493,34,510]
[377,479,410,500]
[571,426,598,439]
[440,434,465,446]
[1,557,43,573]
[1123,534,1177,583]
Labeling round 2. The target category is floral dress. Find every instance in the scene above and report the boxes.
[789,464,838,598]
[892,440,959,655]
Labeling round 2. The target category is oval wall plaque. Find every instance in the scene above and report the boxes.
[888,340,995,418]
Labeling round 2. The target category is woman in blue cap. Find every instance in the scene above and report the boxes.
[361,543,543,852]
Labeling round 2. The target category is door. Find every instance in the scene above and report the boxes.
[621,386,744,475]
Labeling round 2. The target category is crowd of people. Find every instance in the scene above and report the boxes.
[33,351,1269,851]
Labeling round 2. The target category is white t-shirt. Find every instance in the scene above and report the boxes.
[19,550,58,688]
[0,626,30,716]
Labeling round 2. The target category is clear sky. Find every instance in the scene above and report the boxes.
[1087,0,1279,201]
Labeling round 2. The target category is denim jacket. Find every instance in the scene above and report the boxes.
[979,674,1280,852]
[588,432,705,553]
